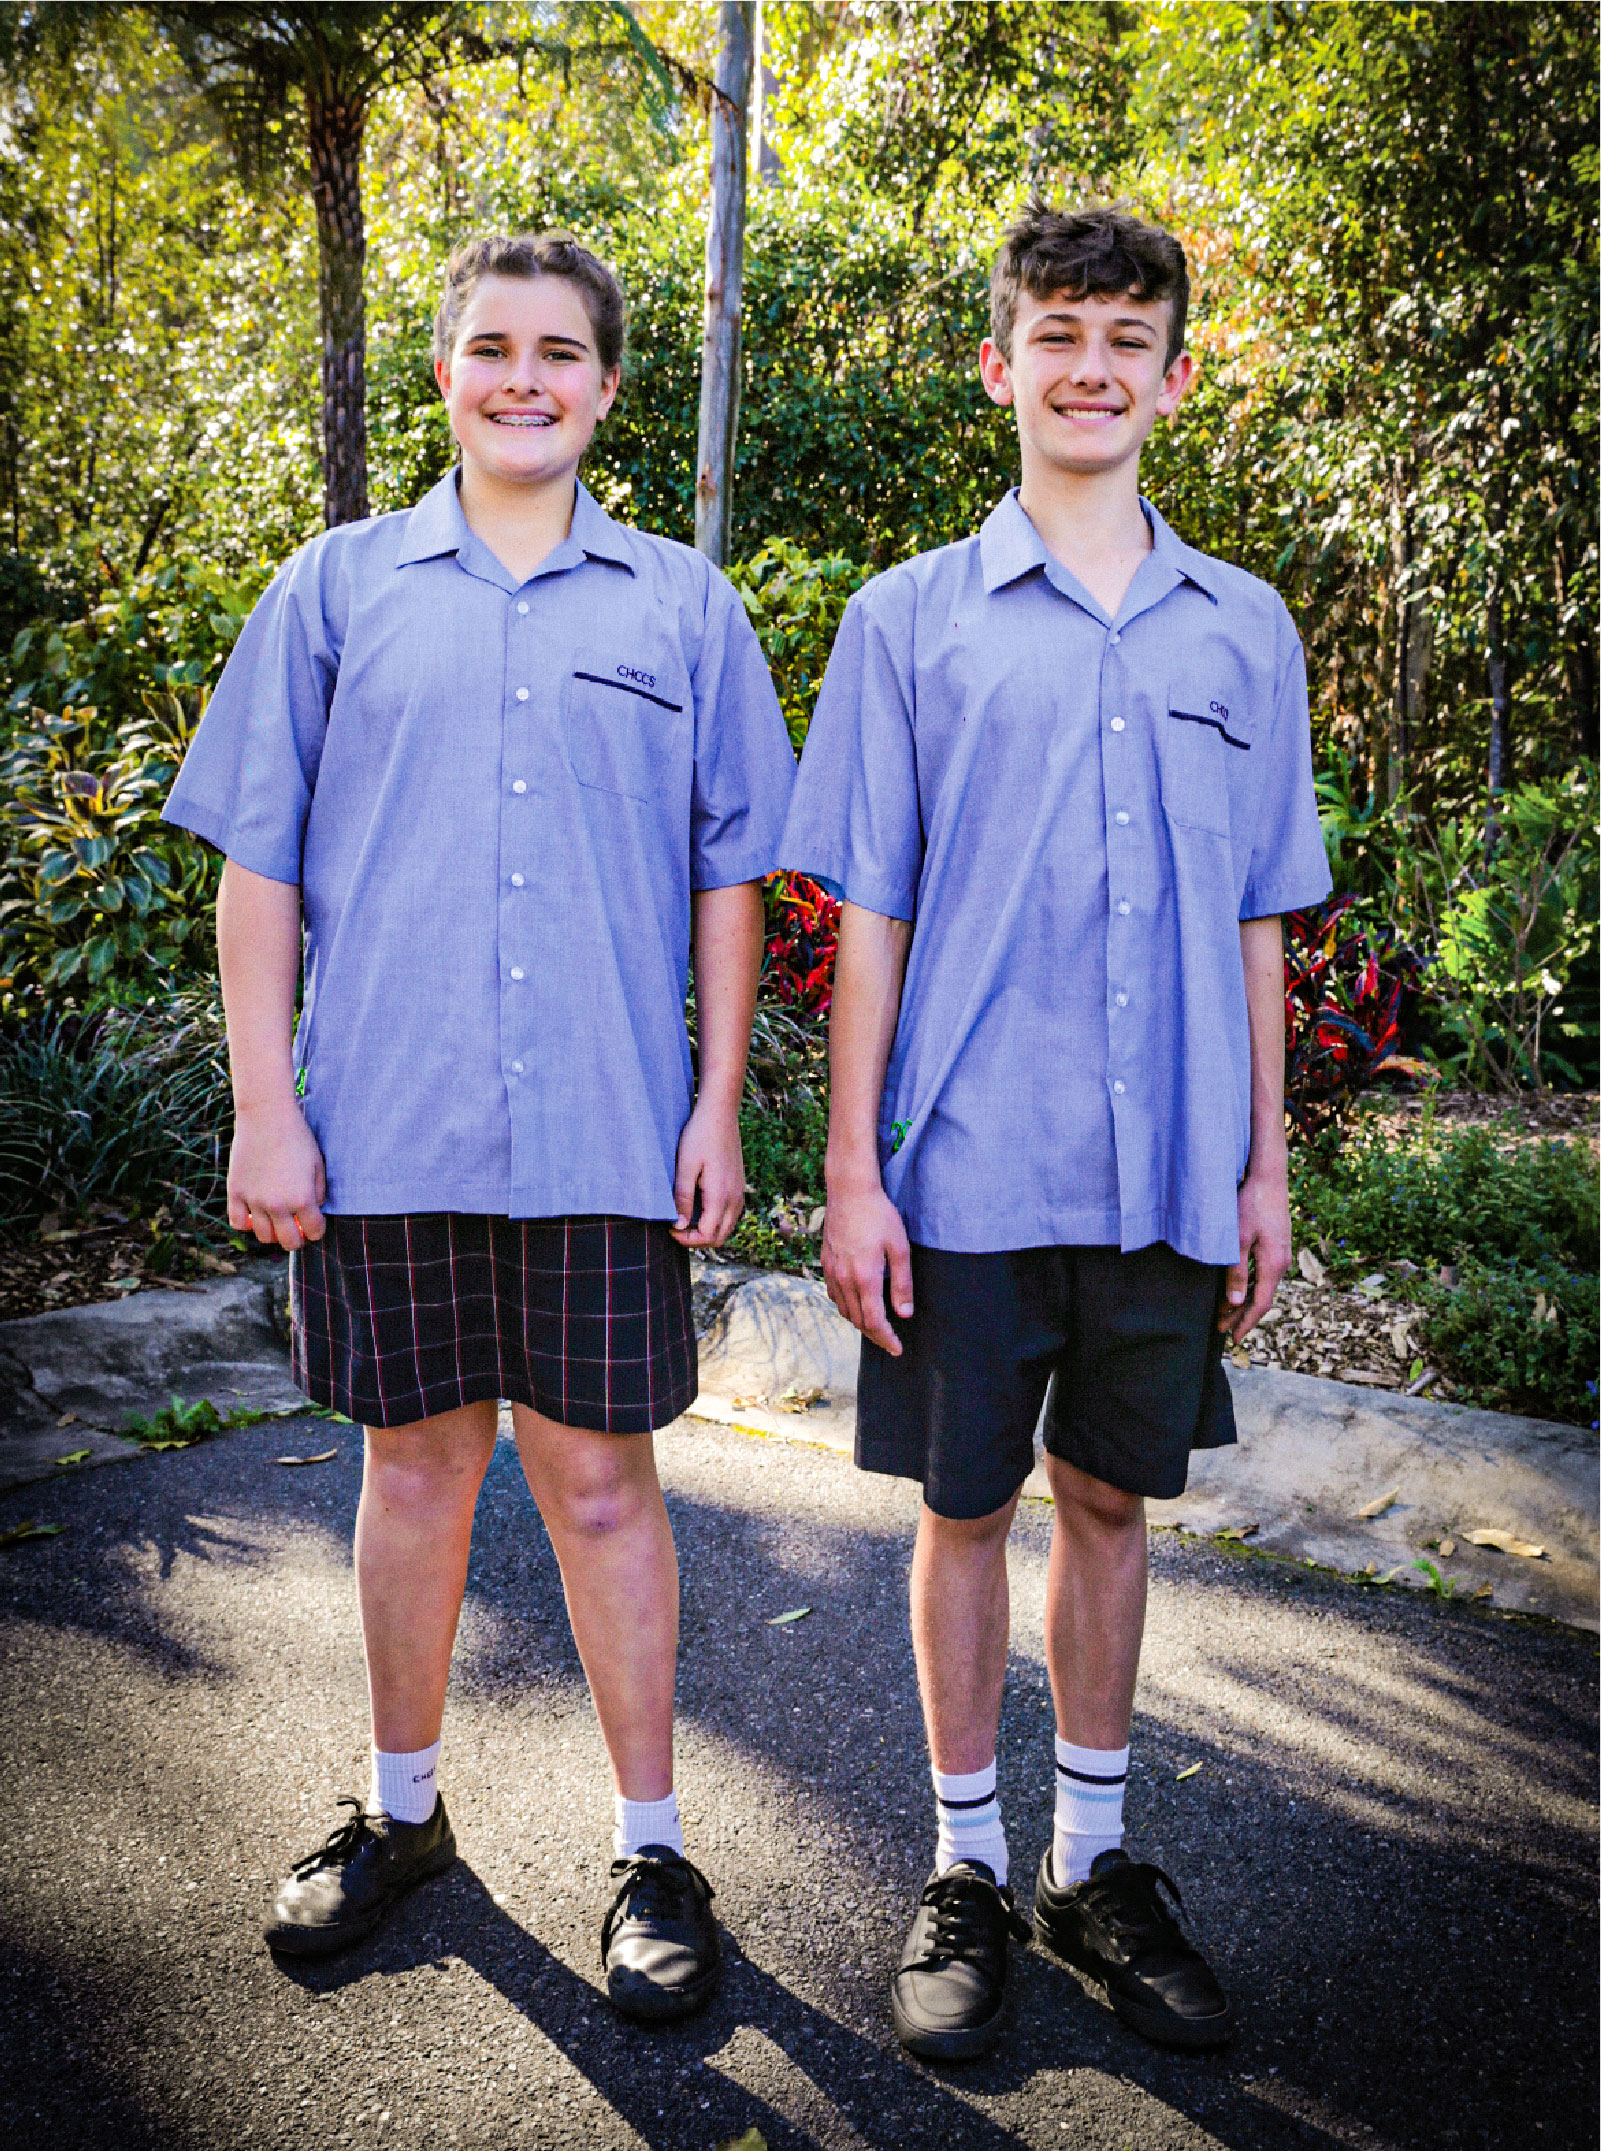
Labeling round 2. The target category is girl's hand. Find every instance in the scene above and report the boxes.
[671,1099,745,1248]
[227,1101,328,1252]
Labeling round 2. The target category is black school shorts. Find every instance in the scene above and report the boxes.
[856,1241,1236,1519]
[290,1214,695,1433]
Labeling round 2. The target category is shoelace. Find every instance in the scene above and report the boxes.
[601,1851,715,1959]
[290,1796,377,1877]
[906,1869,1030,1970]
[1085,1859,1188,1951]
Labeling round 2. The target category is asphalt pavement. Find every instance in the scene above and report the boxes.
[2,1413,1595,2151]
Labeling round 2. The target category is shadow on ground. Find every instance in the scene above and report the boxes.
[1,1419,1595,2150]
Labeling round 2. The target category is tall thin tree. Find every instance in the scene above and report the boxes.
[694,2,753,565]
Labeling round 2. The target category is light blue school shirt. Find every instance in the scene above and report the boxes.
[780,489,1332,1267]
[162,473,795,1221]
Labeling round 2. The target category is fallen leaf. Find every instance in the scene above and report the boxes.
[55,1412,77,1427]
[1229,1347,1249,1370]
[1354,1487,1400,1519]
[1388,1320,1412,1360]
[1438,1537,1456,1558]
[1470,1583,1493,1602]
[275,1447,338,1467]
[0,1521,64,1548]
[1406,1367,1434,1395]
[1360,1561,1378,1577]
[806,1206,826,1236]
[1464,1528,1546,1559]
[143,1439,194,1452]
[54,1449,92,1466]
[767,1606,812,1626]
[1216,1522,1259,1541]
[1339,1368,1386,1385]
[716,2130,769,2151]
[1357,1273,1387,1298]
[1298,1247,1327,1287]
[1175,1762,1203,1782]
[773,1384,826,1414]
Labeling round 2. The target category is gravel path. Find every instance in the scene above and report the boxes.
[3,1414,1595,2151]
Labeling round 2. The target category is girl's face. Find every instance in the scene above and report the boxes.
[435,273,619,489]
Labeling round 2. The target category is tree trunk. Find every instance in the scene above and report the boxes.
[1485,589,1511,856]
[307,87,369,529]
[694,2,754,565]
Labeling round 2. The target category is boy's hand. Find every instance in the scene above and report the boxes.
[672,1099,745,1248]
[822,1181,914,1356]
[1220,1167,1291,1344]
[228,1101,327,1252]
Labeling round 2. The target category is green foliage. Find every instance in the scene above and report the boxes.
[727,539,868,750]
[729,1004,828,1273]
[0,988,230,1231]
[1417,1255,1596,1430]
[123,1392,224,1447]
[1289,1109,1597,1425]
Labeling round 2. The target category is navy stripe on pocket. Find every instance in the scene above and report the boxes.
[572,670,684,714]
[1169,705,1250,750]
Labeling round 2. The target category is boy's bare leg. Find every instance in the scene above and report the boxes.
[355,1399,501,1752]
[512,1407,678,1801]
[1041,1455,1148,1749]
[910,1494,1019,1774]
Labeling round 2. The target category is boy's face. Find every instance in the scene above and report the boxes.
[435,273,619,488]
[979,287,1194,482]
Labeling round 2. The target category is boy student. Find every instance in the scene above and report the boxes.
[781,203,1331,2061]
[162,232,795,2022]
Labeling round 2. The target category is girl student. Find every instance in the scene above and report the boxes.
[163,231,795,2022]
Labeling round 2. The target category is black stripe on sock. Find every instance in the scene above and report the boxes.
[1054,1762,1127,1786]
[936,1791,998,1811]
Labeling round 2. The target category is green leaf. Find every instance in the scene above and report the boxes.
[767,1606,812,1626]
[0,1521,65,1547]
[1176,1762,1203,1782]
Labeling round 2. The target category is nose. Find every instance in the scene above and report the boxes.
[1065,339,1111,388]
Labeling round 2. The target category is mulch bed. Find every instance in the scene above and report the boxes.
[0,1220,243,1324]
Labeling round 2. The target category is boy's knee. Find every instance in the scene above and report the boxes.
[920,1498,1016,1553]
[1048,1459,1144,1534]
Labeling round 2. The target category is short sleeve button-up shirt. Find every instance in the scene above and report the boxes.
[780,489,1331,1266]
[163,474,795,1222]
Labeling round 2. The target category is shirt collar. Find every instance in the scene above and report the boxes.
[978,486,1219,606]
[396,470,636,576]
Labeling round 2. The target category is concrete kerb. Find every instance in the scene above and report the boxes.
[4,1259,1595,1632]
[690,1267,1600,1633]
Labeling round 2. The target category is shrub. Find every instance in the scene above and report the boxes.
[728,540,869,753]
[1416,1257,1597,1428]
[1283,896,1430,1138]
[0,988,231,1233]
[762,872,841,1016]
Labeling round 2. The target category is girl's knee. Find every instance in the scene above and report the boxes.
[532,1434,657,1541]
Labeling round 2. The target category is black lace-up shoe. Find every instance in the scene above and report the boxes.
[601,1846,720,2023]
[890,1862,1032,2061]
[1034,1846,1233,2050]
[263,1796,456,1959]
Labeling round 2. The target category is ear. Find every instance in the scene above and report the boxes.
[1155,349,1196,419]
[595,365,622,424]
[433,354,451,400]
[978,336,1015,409]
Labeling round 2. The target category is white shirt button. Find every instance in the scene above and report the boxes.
[1115,991,1129,1008]
[1115,810,1130,826]
[510,872,524,888]
[517,601,529,615]
[1117,899,1131,916]
[509,967,524,982]
[510,1060,524,1076]
[511,779,527,794]
[1110,716,1126,732]
[1113,1080,1127,1095]
[1110,630,1121,645]
[515,687,530,702]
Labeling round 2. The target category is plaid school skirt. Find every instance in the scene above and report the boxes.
[289,1214,696,1433]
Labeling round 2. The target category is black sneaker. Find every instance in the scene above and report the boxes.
[263,1795,456,1959]
[890,1862,1032,2061]
[601,1846,721,2023]
[1034,1846,1233,2050]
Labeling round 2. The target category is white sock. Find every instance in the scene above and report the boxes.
[613,1790,683,1859]
[370,1738,441,1826]
[933,1760,1009,1885]
[1053,1735,1129,1885]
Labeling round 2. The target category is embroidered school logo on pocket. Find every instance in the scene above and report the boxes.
[564,646,689,801]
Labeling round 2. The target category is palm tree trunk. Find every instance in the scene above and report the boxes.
[694,1,753,565]
[307,87,368,528]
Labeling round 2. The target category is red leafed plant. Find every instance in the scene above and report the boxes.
[1284,895,1432,1138]
[763,872,841,1015]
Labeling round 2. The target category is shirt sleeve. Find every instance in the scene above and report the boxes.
[778,583,922,922]
[688,569,797,891]
[1239,627,1333,920]
[160,539,339,886]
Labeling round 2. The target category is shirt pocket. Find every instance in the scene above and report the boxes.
[1157,687,1252,837]
[564,646,689,802]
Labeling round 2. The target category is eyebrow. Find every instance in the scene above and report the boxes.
[1032,309,1158,333]
[463,329,591,350]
